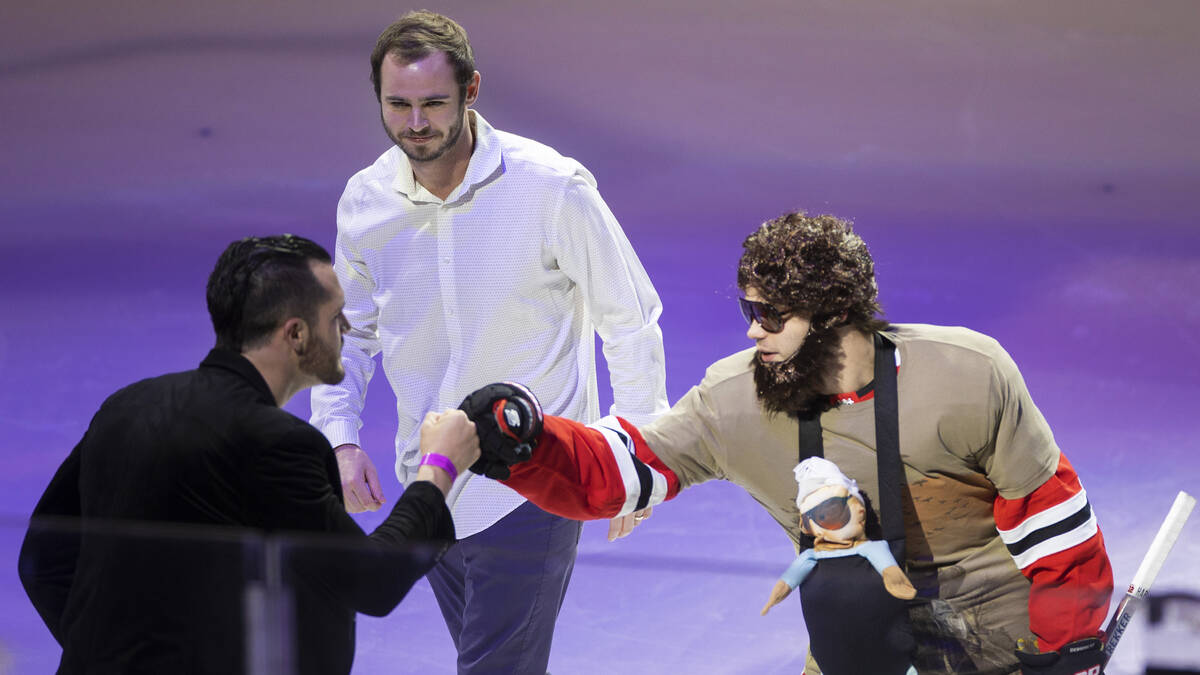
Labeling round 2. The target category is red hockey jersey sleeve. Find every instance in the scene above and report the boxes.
[994,452,1113,651]
[501,415,682,520]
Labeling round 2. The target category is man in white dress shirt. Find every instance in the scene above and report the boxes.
[309,10,668,673]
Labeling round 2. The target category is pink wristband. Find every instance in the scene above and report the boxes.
[419,453,458,483]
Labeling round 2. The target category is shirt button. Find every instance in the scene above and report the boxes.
[442,256,451,264]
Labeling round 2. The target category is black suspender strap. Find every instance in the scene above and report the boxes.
[872,333,905,561]
[796,333,905,560]
[797,414,824,461]
[796,410,824,553]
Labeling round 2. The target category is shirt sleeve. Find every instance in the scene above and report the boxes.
[309,180,381,450]
[501,360,739,518]
[502,414,682,519]
[981,344,1114,651]
[552,173,668,426]
[639,380,728,491]
[18,440,84,645]
[780,550,818,589]
[994,453,1113,651]
[859,539,903,575]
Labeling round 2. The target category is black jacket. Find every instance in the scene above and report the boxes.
[18,348,455,675]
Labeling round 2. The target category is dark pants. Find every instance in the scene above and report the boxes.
[426,500,583,674]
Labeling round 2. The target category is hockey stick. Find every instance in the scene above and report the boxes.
[1101,490,1196,666]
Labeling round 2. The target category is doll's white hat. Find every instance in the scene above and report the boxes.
[793,457,863,509]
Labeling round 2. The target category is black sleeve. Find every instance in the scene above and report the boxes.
[317,482,457,617]
[252,426,455,616]
[18,441,84,645]
[371,481,456,545]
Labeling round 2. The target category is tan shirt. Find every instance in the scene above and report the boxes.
[642,324,1059,673]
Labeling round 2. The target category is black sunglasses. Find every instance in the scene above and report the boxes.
[738,297,790,333]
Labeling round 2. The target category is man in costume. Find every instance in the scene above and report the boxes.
[308,11,668,674]
[19,235,480,675]
[472,212,1114,674]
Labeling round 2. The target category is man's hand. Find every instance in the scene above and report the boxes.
[334,444,385,513]
[1015,637,1105,675]
[607,507,653,541]
[416,410,480,496]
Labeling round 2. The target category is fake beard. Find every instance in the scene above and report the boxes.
[753,325,845,419]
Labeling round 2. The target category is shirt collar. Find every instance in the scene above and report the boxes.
[391,110,503,204]
[829,344,902,407]
[199,348,277,406]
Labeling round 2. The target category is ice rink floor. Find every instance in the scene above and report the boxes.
[3,2,1198,673]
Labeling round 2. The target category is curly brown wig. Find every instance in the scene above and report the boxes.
[737,212,886,332]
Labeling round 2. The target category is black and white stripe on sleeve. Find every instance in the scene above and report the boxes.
[590,416,670,516]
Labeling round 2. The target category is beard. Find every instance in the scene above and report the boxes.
[753,324,845,419]
[387,106,467,164]
[299,333,345,386]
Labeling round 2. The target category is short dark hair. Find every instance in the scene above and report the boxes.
[737,212,887,333]
[370,10,475,101]
[206,235,333,352]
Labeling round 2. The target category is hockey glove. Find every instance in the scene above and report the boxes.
[457,382,543,480]
[1015,637,1104,675]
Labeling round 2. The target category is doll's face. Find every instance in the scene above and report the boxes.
[798,484,866,545]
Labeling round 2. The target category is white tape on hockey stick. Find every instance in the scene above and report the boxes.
[1102,490,1195,665]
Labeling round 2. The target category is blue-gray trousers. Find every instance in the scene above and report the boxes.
[426,500,583,674]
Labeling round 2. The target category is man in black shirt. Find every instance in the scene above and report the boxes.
[18,234,480,674]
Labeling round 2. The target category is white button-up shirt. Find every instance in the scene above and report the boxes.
[311,112,668,537]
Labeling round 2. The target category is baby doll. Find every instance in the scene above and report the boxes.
[761,456,917,675]
[762,456,916,612]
